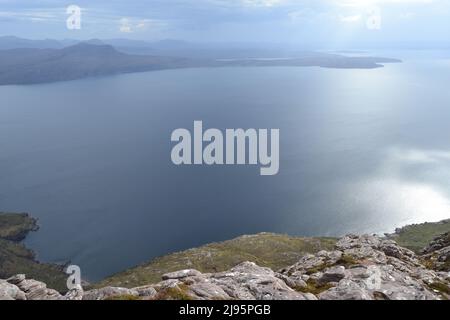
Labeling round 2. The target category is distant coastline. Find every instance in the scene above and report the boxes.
[0,36,402,86]
[0,212,67,292]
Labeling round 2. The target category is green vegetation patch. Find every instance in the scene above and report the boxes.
[0,212,37,241]
[97,233,337,288]
[0,212,68,292]
[296,279,334,295]
[153,284,193,301]
[387,219,450,253]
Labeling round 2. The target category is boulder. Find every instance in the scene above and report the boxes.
[0,280,26,300]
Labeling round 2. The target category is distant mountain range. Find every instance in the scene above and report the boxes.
[0,36,64,50]
[0,36,402,85]
[0,36,188,52]
[0,43,196,85]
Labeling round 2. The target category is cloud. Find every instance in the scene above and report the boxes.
[210,0,437,7]
[243,0,286,6]
[339,14,362,22]
[205,0,288,7]
[119,18,132,33]
[0,9,62,22]
[118,17,167,33]
[288,8,318,22]
[399,12,416,19]
[0,0,448,43]
[331,0,434,6]
[136,21,147,30]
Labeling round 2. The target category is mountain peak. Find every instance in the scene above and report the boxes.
[81,39,105,46]
[62,42,119,55]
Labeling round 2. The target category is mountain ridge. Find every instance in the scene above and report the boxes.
[0,38,401,85]
[0,43,193,85]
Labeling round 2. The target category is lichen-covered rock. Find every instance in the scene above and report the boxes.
[0,280,26,300]
[422,233,450,272]
[319,279,373,300]
[281,235,450,300]
[318,266,346,284]
[422,233,450,254]
[149,262,311,300]
[162,269,202,280]
[133,285,158,298]
[64,285,84,300]
[207,262,309,300]
[6,275,63,300]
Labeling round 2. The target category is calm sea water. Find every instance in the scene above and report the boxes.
[1,55,450,280]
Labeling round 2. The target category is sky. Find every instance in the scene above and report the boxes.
[0,0,449,48]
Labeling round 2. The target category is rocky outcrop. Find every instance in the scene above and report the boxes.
[1,234,449,300]
[422,233,450,272]
[1,274,83,300]
[282,235,449,300]
[422,233,450,254]
[0,280,26,300]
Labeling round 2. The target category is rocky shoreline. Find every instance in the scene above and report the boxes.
[1,212,449,300]
[0,212,68,292]
[1,233,449,300]
[0,213,38,241]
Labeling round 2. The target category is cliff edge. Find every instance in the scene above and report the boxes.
[1,233,449,300]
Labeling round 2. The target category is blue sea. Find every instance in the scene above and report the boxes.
[1,51,450,280]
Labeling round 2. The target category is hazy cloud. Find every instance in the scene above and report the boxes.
[0,0,448,45]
